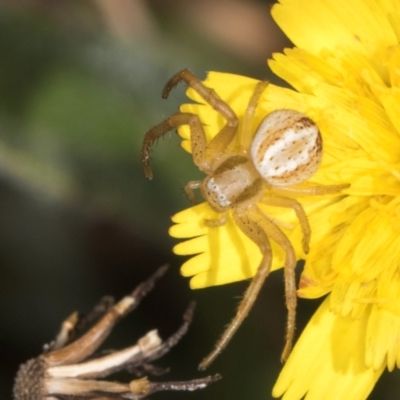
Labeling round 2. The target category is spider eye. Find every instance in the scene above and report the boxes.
[250,109,322,186]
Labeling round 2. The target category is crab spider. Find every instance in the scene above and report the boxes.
[142,69,349,370]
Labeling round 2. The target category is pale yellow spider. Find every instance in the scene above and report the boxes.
[142,69,348,370]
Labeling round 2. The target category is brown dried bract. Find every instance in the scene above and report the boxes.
[13,265,221,399]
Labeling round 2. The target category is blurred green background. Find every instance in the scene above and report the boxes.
[0,1,399,399]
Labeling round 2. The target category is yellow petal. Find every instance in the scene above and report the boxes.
[272,298,385,400]
[272,0,397,57]
[366,305,400,372]
[170,203,290,288]
[298,195,368,299]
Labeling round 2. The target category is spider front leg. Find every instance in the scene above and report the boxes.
[199,206,273,370]
[240,80,269,150]
[143,70,240,179]
[204,213,228,228]
[142,113,208,178]
[184,183,229,227]
[184,181,202,204]
[162,69,239,158]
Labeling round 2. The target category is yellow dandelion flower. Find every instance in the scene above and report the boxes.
[167,0,400,398]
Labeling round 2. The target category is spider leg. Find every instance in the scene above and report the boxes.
[255,210,297,362]
[184,180,202,204]
[44,266,169,367]
[261,194,311,254]
[272,182,350,196]
[204,212,227,227]
[199,206,272,370]
[162,69,239,160]
[142,113,208,178]
[240,80,269,151]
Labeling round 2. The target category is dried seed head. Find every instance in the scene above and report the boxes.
[12,268,220,400]
[250,109,322,186]
[13,358,45,400]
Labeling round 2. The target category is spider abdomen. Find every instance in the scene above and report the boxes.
[250,109,322,186]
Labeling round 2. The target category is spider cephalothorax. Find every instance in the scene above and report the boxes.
[142,69,349,369]
[13,266,220,399]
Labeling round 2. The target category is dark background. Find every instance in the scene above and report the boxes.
[0,1,398,399]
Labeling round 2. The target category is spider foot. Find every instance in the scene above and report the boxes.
[162,68,192,99]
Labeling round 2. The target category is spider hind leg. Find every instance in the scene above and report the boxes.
[199,203,298,370]
[261,194,311,254]
[199,206,273,370]
[254,207,297,362]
